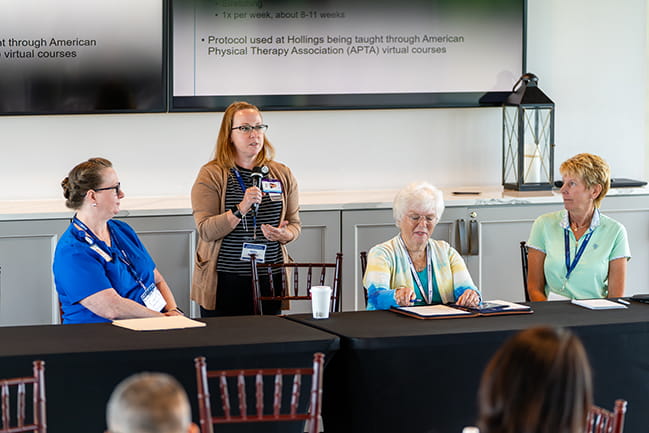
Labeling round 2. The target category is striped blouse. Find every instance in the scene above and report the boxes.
[217,166,283,275]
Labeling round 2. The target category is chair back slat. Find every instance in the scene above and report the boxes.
[520,241,530,302]
[17,383,25,428]
[254,373,263,419]
[236,375,247,419]
[265,267,275,295]
[218,375,230,420]
[333,253,343,311]
[2,384,9,430]
[360,251,368,305]
[194,354,324,432]
[295,267,302,297]
[318,267,326,286]
[0,361,46,433]
[272,373,282,417]
[250,253,343,315]
[290,374,301,416]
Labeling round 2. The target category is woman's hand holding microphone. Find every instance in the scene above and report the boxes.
[239,186,263,215]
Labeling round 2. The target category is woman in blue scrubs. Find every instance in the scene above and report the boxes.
[53,157,182,324]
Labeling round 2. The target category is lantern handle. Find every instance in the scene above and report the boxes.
[512,73,539,92]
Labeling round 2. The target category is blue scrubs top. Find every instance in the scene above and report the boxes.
[53,218,157,324]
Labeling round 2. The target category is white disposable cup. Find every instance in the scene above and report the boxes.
[311,286,332,319]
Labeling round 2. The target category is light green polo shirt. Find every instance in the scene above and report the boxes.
[527,209,630,299]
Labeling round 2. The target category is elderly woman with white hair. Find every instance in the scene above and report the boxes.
[363,182,481,310]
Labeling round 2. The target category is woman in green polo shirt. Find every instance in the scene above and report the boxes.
[526,153,630,300]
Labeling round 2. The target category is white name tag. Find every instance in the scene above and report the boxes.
[241,243,267,263]
[141,283,166,311]
[262,179,282,194]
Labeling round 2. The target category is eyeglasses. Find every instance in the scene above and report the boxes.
[94,182,121,195]
[232,124,268,134]
[406,214,437,224]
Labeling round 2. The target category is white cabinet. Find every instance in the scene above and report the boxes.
[0,219,68,326]
[457,203,557,302]
[286,210,340,263]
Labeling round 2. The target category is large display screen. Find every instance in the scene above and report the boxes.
[170,0,525,110]
[0,0,166,115]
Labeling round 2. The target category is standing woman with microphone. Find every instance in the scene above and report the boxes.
[191,101,301,317]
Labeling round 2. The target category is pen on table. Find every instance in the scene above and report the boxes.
[618,299,630,305]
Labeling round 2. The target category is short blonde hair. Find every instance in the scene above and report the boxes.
[560,153,610,208]
[393,182,445,225]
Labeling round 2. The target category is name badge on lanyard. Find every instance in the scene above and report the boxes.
[141,283,166,311]
[241,242,267,262]
[262,179,283,201]
[262,179,282,194]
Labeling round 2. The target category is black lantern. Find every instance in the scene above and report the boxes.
[502,73,555,191]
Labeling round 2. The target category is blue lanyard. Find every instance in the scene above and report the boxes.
[72,217,102,248]
[564,228,593,280]
[232,168,247,192]
[72,216,148,290]
[111,234,149,291]
[399,236,433,303]
[232,168,257,235]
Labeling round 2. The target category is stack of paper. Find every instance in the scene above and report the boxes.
[397,304,472,317]
[570,299,627,310]
[113,316,207,331]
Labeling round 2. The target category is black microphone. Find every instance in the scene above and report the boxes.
[250,166,269,214]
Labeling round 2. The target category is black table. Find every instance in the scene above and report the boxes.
[289,301,649,433]
[0,316,339,433]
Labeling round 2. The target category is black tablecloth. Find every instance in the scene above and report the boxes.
[0,316,340,433]
[288,301,649,433]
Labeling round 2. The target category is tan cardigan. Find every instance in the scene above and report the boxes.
[190,160,301,309]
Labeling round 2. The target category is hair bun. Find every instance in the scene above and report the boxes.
[61,177,71,199]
